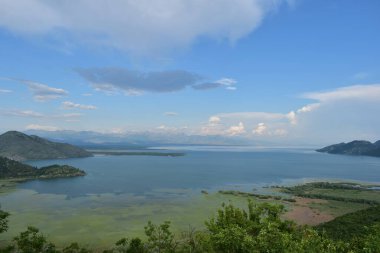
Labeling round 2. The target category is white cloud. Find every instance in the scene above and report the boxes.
[296,103,320,113]
[25,124,60,131]
[62,101,97,110]
[286,111,297,125]
[226,122,245,136]
[164,112,178,116]
[2,78,68,101]
[15,79,68,101]
[0,109,82,120]
[252,122,267,135]
[209,116,221,125]
[0,0,292,54]
[302,84,380,102]
[0,89,12,93]
[1,110,44,118]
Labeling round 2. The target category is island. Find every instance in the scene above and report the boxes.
[0,131,92,161]
[0,156,86,180]
[316,140,380,157]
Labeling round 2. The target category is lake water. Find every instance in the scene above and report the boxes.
[1,147,380,248]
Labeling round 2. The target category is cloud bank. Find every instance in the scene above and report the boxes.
[0,0,292,54]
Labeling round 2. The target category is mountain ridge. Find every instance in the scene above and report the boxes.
[316,140,380,157]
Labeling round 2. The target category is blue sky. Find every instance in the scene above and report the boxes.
[0,0,379,145]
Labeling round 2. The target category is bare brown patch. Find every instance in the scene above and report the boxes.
[283,197,334,225]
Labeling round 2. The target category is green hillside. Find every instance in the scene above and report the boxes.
[0,156,86,180]
[0,131,92,161]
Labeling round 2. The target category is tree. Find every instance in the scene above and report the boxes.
[13,226,57,253]
[0,208,9,234]
[62,242,92,253]
[205,201,297,253]
[144,221,176,253]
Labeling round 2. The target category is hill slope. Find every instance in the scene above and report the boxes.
[0,156,86,179]
[316,140,380,157]
[0,131,92,161]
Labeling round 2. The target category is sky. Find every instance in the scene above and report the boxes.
[0,0,379,145]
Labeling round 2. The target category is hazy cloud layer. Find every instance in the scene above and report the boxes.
[76,68,236,95]
[25,124,60,131]
[0,0,292,54]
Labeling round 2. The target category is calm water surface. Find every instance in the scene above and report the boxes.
[20,148,380,197]
[1,148,380,247]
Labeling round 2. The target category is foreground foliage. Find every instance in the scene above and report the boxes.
[1,201,380,253]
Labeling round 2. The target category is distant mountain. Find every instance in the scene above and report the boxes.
[24,129,254,147]
[0,131,92,161]
[0,156,85,179]
[316,140,380,157]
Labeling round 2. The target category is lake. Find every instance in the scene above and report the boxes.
[1,147,380,248]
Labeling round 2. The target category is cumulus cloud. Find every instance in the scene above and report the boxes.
[25,124,60,131]
[209,116,221,125]
[226,122,245,136]
[252,122,267,135]
[0,0,292,54]
[76,68,236,95]
[62,101,97,110]
[296,103,320,113]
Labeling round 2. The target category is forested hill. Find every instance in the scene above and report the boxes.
[0,131,92,161]
[0,156,85,179]
[316,140,380,157]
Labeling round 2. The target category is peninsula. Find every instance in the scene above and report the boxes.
[0,156,86,180]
